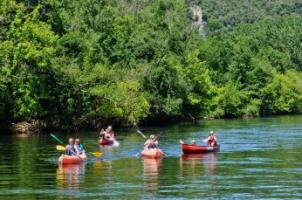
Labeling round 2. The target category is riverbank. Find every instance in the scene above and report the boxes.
[3,113,301,135]
[1,1,302,135]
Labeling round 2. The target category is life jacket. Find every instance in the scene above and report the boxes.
[148,143,157,149]
[147,140,158,149]
[108,130,114,138]
[208,135,216,144]
[76,144,84,154]
[66,144,76,156]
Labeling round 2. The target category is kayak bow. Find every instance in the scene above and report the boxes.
[58,154,87,165]
[140,148,164,159]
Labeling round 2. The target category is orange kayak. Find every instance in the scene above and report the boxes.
[58,154,87,165]
[140,148,164,159]
[181,144,220,154]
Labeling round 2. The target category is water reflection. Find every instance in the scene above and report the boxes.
[56,164,85,191]
[92,160,112,175]
[1,115,302,199]
[180,153,217,178]
[142,158,162,194]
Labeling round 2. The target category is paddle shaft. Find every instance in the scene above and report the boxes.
[136,129,147,139]
[137,129,163,140]
[50,133,64,144]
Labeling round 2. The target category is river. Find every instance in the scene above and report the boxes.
[0,115,302,199]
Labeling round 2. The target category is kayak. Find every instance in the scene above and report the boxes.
[98,138,114,145]
[58,154,87,165]
[140,148,164,159]
[181,144,220,154]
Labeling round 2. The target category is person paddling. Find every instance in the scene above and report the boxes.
[204,130,217,147]
[74,138,85,155]
[65,138,76,156]
[106,125,115,139]
[99,128,106,139]
[144,134,158,149]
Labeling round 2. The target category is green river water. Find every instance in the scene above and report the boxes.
[0,115,302,199]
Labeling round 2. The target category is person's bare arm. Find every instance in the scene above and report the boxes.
[144,140,149,146]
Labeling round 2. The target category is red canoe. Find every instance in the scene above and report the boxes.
[58,154,87,165]
[140,148,164,159]
[181,144,220,154]
[98,138,114,145]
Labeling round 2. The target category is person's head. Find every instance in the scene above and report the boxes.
[106,126,112,132]
[210,130,214,135]
[191,140,196,144]
[68,138,74,145]
[150,134,155,140]
[75,138,80,144]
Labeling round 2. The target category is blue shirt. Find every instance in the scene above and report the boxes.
[76,144,84,154]
[66,144,76,156]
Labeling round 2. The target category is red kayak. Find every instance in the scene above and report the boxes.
[181,144,220,154]
[58,154,87,165]
[140,148,164,159]
[98,138,114,145]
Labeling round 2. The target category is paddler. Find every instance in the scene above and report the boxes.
[203,130,217,147]
[65,138,76,156]
[106,125,115,139]
[74,138,85,155]
[99,128,106,139]
[144,134,158,149]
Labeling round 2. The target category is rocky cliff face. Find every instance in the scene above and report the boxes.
[190,5,205,35]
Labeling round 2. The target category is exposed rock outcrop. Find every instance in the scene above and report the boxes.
[190,5,206,35]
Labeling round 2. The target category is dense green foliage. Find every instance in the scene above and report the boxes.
[190,0,302,34]
[0,0,301,130]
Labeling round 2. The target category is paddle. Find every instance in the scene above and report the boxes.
[136,129,163,139]
[50,133,103,157]
[136,129,147,139]
[56,145,66,151]
[50,133,64,144]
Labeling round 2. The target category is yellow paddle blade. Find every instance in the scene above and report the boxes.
[92,152,103,157]
[56,145,65,151]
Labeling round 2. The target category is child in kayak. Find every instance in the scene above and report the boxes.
[144,134,158,149]
[65,138,76,156]
[203,130,217,147]
[74,138,85,155]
